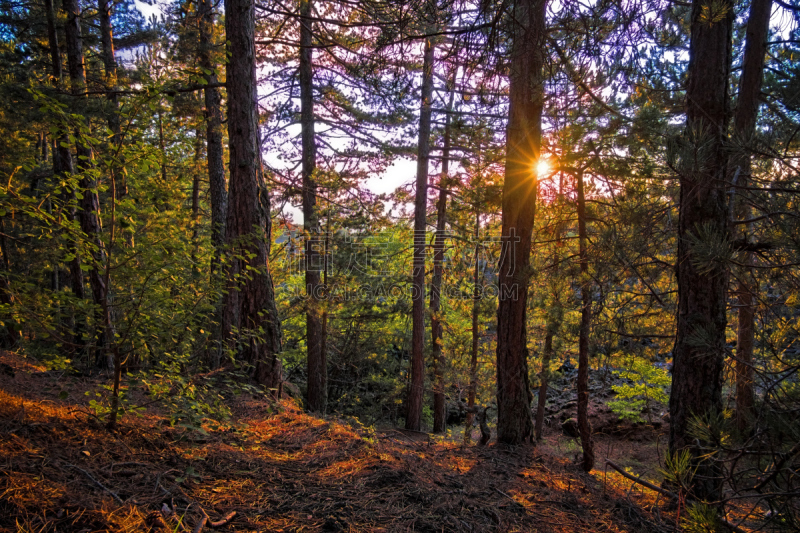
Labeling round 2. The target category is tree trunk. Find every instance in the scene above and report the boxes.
[464,212,481,444]
[223,0,283,388]
[669,0,733,502]
[198,0,227,264]
[0,217,19,348]
[64,0,112,369]
[732,0,771,436]
[300,0,326,414]
[430,88,453,434]
[406,34,434,431]
[534,324,553,441]
[198,0,228,368]
[192,125,203,273]
[47,0,85,356]
[576,169,594,472]
[495,0,546,445]
[97,0,125,199]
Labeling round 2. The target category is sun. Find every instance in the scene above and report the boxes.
[535,158,550,177]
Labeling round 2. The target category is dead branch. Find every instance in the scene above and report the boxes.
[605,461,749,533]
[65,463,123,504]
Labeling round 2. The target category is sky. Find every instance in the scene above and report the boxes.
[128,0,799,224]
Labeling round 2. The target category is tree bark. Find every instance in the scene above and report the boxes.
[64,0,112,369]
[732,0,771,436]
[406,33,434,432]
[464,211,481,444]
[576,169,594,472]
[222,0,283,388]
[198,0,228,368]
[430,88,453,434]
[299,0,326,414]
[495,0,546,445]
[0,217,19,348]
[669,0,733,502]
[97,0,125,198]
[198,0,227,264]
[47,0,85,355]
[534,322,554,441]
[192,124,203,273]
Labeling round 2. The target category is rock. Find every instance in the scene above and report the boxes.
[561,418,579,438]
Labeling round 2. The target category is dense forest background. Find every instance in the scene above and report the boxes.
[0,0,799,530]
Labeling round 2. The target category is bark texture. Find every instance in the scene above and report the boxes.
[430,89,453,434]
[97,0,125,198]
[300,0,326,413]
[0,218,19,348]
[223,0,283,387]
[576,169,594,472]
[669,0,733,502]
[534,322,554,441]
[732,0,771,435]
[64,0,112,368]
[406,35,434,431]
[198,0,227,261]
[47,0,85,319]
[464,212,481,444]
[495,0,546,445]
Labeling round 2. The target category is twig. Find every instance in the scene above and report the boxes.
[65,463,123,504]
[209,511,237,528]
[192,516,207,533]
[197,506,237,530]
[493,487,523,508]
[107,461,148,474]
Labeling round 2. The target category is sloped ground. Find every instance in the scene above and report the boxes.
[1,351,679,533]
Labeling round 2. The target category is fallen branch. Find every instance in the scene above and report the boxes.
[209,511,237,528]
[605,461,749,533]
[196,507,237,532]
[65,463,123,504]
[606,460,678,499]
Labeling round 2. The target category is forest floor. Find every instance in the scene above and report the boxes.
[0,350,738,533]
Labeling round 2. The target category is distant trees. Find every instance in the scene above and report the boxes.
[0,6,799,526]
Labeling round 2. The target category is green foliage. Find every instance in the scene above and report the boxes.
[682,503,722,533]
[608,357,670,423]
[660,449,694,494]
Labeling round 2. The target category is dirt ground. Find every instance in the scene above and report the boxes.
[0,350,709,532]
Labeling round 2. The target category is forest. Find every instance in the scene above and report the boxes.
[0,0,799,531]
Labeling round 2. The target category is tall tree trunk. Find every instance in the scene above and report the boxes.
[47,0,85,355]
[198,0,227,263]
[97,0,125,199]
[669,0,733,502]
[198,0,228,368]
[300,0,325,414]
[192,124,203,273]
[406,33,434,431]
[430,88,454,434]
[576,169,594,472]
[0,217,19,348]
[223,0,283,387]
[534,322,554,441]
[63,0,112,369]
[495,0,546,445]
[732,0,771,435]
[464,212,481,444]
